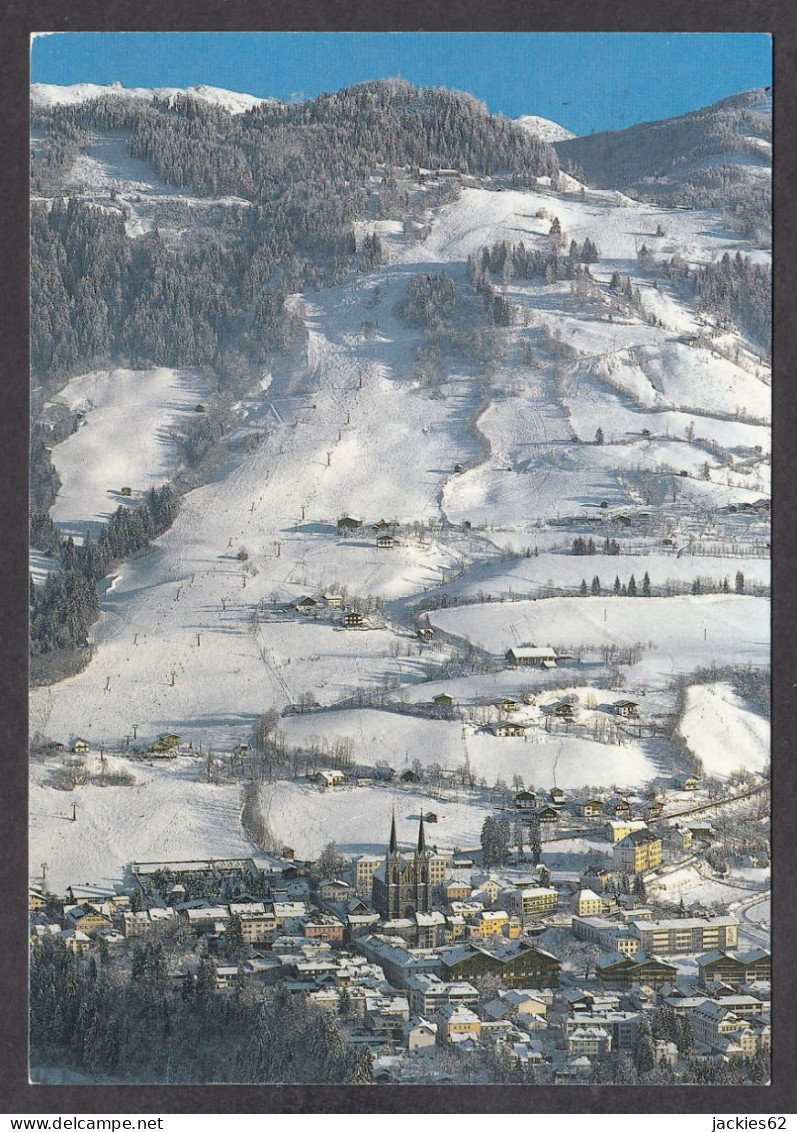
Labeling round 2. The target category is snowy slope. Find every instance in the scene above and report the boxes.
[677,681,769,776]
[49,368,209,537]
[277,708,659,790]
[29,753,254,894]
[31,82,276,114]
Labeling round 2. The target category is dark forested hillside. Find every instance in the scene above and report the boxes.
[30,80,558,392]
[555,88,771,241]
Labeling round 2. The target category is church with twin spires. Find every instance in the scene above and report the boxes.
[371,811,446,919]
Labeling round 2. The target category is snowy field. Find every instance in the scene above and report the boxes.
[677,682,770,776]
[278,708,660,789]
[649,863,762,908]
[29,753,253,894]
[49,367,209,537]
[429,594,769,680]
[261,780,495,859]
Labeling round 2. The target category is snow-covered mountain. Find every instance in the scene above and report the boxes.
[514,114,575,143]
[30,81,277,114]
[28,82,770,888]
[555,87,771,219]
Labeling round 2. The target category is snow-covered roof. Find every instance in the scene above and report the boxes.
[507,646,558,658]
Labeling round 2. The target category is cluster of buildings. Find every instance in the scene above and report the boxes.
[29,806,770,1082]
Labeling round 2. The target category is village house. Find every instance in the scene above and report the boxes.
[688,1000,761,1054]
[63,903,113,936]
[606,819,649,844]
[351,855,382,895]
[535,805,560,825]
[562,1010,642,1051]
[272,902,309,932]
[571,917,640,956]
[467,910,510,939]
[403,1016,438,1051]
[507,887,559,917]
[567,1026,613,1058]
[406,973,479,1016]
[416,626,435,641]
[604,796,632,818]
[613,700,639,717]
[482,989,548,1023]
[337,515,363,534]
[60,929,91,953]
[506,646,558,669]
[442,878,473,903]
[666,825,694,852]
[303,914,345,945]
[574,798,604,818]
[293,595,319,613]
[496,697,520,713]
[323,593,343,608]
[432,692,456,710]
[549,787,566,807]
[341,609,365,628]
[645,800,665,820]
[491,721,527,737]
[318,878,350,902]
[70,738,91,754]
[574,889,605,918]
[544,701,574,720]
[213,964,241,992]
[415,911,448,949]
[653,1040,679,1069]
[514,790,538,811]
[376,534,398,549]
[314,768,345,789]
[613,829,662,873]
[234,908,277,945]
[580,865,613,892]
[434,1002,482,1044]
[675,775,700,791]
[29,889,48,913]
[365,994,411,1041]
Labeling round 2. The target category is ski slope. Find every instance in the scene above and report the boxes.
[677,681,770,776]
[49,367,209,537]
[29,753,254,894]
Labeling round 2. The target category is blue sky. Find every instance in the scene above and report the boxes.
[30,32,771,135]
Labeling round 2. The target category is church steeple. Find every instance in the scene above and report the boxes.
[389,809,398,854]
[417,812,426,854]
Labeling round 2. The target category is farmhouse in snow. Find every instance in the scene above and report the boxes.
[315,769,345,789]
[613,700,639,717]
[337,515,363,534]
[506,646,558,668]
[491,721,527,738]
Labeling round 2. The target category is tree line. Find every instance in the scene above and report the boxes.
[29,484,178,660]
[30,936,371,1084]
